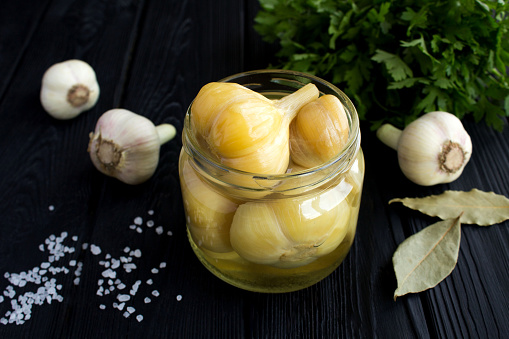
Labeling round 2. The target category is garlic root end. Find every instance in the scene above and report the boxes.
[439,141,466,174]
[376,124,402,151]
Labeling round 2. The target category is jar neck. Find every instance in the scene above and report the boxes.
[182,112,361,196]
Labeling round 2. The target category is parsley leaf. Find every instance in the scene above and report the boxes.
[254,0,509,131]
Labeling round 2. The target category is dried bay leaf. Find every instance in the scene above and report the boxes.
[393,215,461,300]
[389,189,509,226]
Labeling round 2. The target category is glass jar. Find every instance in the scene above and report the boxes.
[179,70,364,293]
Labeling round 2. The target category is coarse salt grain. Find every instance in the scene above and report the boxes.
[48,205,55,211]
[136,315,143,322]
[117,294,130,302]
[90,245,102,255]
[151,268,159,274]
[127,306,135,314]
[99,304,106,310]
[144,297,151,303]
[134,217,143,225]
[176,295,182,301]
[148,210,154,215]
[155,226,163,235]
[167,231,173,236]
[146,279,153,285]
[152,290,160,297]
[159,262,166,269]
[146,220,154,227]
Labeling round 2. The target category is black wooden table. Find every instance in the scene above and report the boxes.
[1,1,508,338]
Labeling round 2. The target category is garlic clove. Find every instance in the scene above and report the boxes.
[40,59,100,120]
[88,109,176,185]
[229,180,352,268]
[290,94,350,168]
[180,157,238,253]
[376,111,472,186]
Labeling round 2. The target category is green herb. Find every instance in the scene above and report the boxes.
[254,0,509,131]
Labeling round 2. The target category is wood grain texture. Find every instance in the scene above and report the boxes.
[0,0,508,338]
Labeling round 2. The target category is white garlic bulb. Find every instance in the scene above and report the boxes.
[88,109,176,185]
[376,111,472,186]
[40,59,100,119]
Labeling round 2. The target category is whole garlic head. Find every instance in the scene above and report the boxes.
[88,109,176,185]
[40,59,100,119]
[377,111,472,186]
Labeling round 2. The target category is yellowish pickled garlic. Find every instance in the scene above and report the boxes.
[191,82,319,174]
[229,180,352,268]
[290,95,349,168]
[180,157,238,253]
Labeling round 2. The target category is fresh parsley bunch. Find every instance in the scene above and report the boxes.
[254,0,509,130]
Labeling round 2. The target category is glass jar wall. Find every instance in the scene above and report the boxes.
[178,70,364,293]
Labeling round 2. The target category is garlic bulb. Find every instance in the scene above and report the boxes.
[180,156,238,253]
[229,181,352,268]
[290,94,350,168]
[40,59,100,119]
[376,111,472,186]
[88,109,176,185]
[191,82,319,174]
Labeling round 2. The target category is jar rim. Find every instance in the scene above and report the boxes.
[183,69,361,191]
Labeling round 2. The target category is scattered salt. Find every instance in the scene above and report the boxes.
[90,245,102,255]
[1,208,168,326]
[176,295,182,301]
[117,294,130,302]
[48,205,55,211]
[167,231,173,236]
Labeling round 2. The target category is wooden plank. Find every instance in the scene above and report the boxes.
[0,0,146,337]
[0,0,52,102]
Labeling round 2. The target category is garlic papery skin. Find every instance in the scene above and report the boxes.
[40,59,100,119]
[376,111,472,186]
[88,109,176,185]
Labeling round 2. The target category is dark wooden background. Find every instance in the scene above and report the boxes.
[0,0,508,338]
